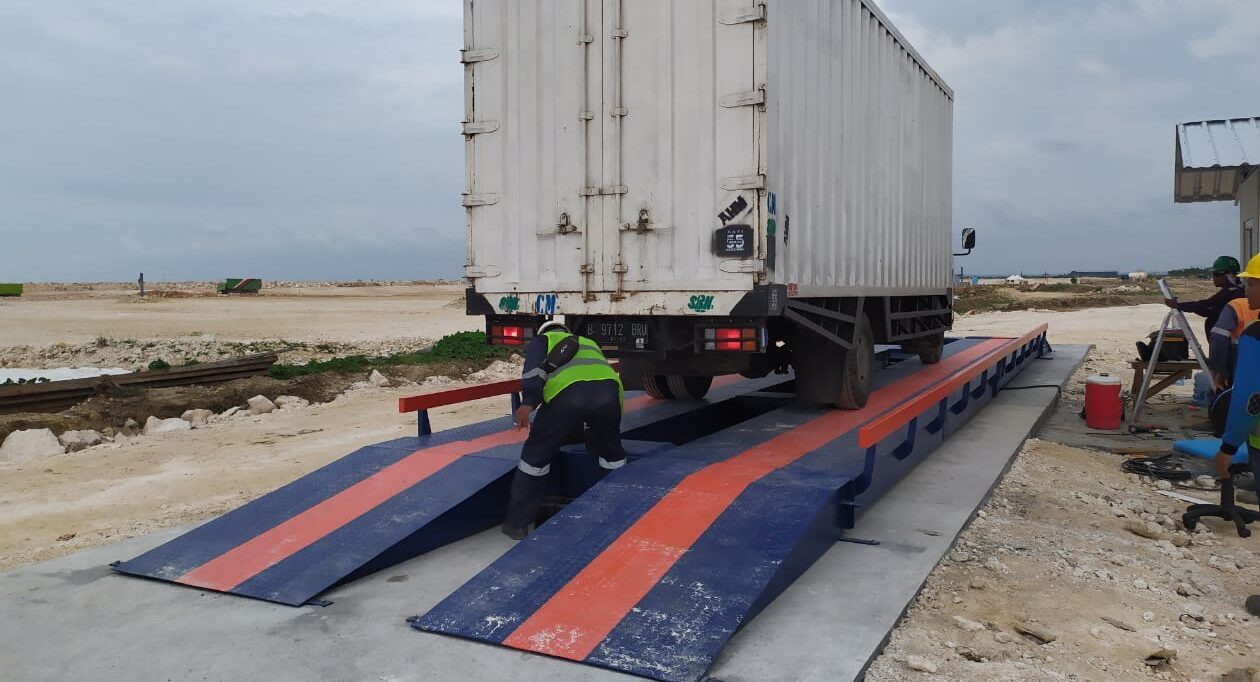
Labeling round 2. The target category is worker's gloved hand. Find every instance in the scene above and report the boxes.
[1213,450,1233,480]
[514,405,534,431]
[1163,299,1177,309]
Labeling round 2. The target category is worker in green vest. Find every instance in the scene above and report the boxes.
[503,321,625,540]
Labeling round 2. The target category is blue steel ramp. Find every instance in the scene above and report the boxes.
[412,330,1048,682]
[111,374,787,606]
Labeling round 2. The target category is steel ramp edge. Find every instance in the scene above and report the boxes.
[110,374,790,607]
[411,332,1045,682]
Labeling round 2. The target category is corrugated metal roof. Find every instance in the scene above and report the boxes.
[1175,117,1260,203]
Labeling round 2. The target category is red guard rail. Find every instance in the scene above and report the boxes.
[399,363,620,437]
[857,324,1050,449]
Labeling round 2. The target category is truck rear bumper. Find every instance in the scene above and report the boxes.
[467,285,788,319]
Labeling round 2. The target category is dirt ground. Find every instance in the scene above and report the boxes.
[1,286,1257,680]
[875,305,1260,682]
[0,282,474,359]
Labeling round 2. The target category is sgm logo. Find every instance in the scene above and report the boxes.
[688,295,715,313]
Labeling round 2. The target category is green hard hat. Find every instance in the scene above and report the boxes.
[1212,256,1241,274]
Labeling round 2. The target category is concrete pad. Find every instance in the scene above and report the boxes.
[0,345,1086,682]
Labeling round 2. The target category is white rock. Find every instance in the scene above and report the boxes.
[905,656,937,673]
[985,557,1009,573]
[1155,479,1173,491]
[1194,475,1216,490]
[143,416,191,436]
[246,395,277,414]
[1143,611,1155,623]
[58,430,103,452]
[994,632,1011,644]
[424,375,455,386]
[180,409,214,428]
[1133,578,1148,590]
[220,406,242,419]
[953,615,986,632]
[274,395,310,410]
[368,370,391,387]
[0,429,66,462]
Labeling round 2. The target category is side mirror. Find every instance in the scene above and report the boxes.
[956,227,976,257]
[961,228,977,250]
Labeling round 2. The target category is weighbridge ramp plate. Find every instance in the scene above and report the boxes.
[110,373,790,606]
[411,334,1045,682]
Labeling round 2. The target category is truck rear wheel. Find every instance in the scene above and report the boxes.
[641,372,673,400]
[792,314,874,410]
[665,375,713,400]
[835,314,875,410]
[901,333,945,365]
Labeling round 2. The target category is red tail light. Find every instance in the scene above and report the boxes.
[703,327,760,351]
[489,324,533,347]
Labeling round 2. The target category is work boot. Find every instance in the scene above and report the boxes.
[1247,595,1260,617]
[501,522,532,541]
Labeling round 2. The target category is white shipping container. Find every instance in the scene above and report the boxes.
[463,0,953,317]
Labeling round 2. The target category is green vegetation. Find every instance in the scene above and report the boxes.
[1168,266,1211,279]
[0,283,24,297]
[148,359,171,371]
[268,331,511,380]
[2,377,50,386]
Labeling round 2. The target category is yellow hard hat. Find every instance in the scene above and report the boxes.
[1242,254,1260,279]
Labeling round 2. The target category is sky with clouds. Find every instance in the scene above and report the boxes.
[1,0,1257,281]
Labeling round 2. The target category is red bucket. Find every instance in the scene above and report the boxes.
[1084,375,1123,430]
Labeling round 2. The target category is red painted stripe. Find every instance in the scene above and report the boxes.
[176,379,692,592]
[176,429,527,592]
[501,337,1012,660]
[858,326,1047,448]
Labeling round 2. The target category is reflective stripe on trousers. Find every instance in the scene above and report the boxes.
[517,460,551,477]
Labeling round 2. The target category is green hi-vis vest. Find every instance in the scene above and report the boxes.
[541,331,623,404]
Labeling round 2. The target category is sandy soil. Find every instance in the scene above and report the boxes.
[0,283,475,350]
[866,438,1259,682]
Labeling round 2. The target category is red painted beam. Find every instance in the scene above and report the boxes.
[398,378,524,413]
[857,324,1048,449]
[398,362,621,414]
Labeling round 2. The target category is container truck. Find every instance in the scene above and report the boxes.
[462,0,969,408]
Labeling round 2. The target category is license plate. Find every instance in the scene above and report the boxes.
[583,320,650,347]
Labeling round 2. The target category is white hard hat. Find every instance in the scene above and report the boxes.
[538,320,569,334]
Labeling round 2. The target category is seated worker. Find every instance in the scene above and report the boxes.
[502,321,625,540]
[1207,259,1260,390]
[1166,255,1244,340]
[1142,256,1244,373]
[1211,253,1260,617]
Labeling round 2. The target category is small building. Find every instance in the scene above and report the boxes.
[1005,274,1026,284]
[1175,117,1260,259]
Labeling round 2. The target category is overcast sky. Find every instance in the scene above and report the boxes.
[1,0,1256,281]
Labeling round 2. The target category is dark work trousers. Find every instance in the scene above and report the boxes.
[505,379,626,529]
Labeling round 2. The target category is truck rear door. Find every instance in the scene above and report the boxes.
[607,0,767,298]
[464,0,605,296]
